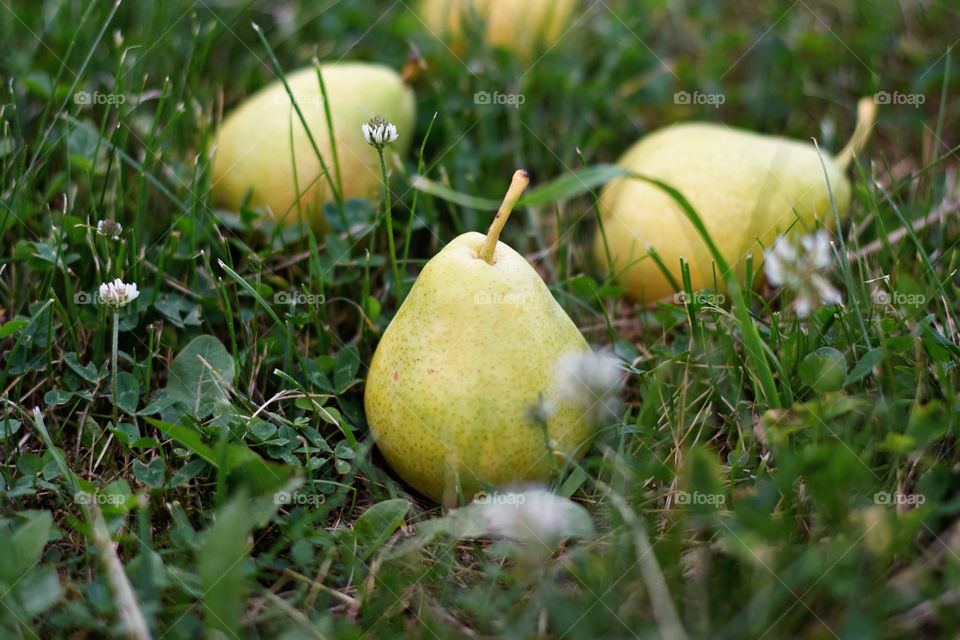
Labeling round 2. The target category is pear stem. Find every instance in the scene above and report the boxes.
[478,169,530,264]
[835,96,878,170]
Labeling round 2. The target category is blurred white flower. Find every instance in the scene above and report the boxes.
[764,231,842,318]
[801,231,833,270]
[99,278,139,309]
[96,219,122,240]
[447,488,596,551]
[362,115,398,149]
[549,350,623,423]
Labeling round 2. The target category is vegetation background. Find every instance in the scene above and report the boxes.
[1,0,959,638]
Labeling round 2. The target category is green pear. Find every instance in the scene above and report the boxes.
[594,98,877,301]
[418,0,577,59]
[212,62,415,229]
[365,171,593,505]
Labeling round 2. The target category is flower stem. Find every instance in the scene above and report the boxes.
[378,148,402,298]
[111,309,119,430]
[533,396,561,482]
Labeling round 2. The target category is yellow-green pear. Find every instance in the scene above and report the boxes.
[365,171,594,505]
[418,0,577,58]
[212,62,415,229]
[595,98,877,302]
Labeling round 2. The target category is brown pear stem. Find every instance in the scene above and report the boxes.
[478,169,530,264]
[835,96,878,170]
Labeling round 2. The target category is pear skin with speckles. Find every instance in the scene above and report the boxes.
[212,62,415,230]
[595,98,877,302]
[364,232,592,505]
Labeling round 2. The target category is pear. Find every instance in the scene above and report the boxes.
[594,98,877,301]
[417,0,576,59]
[365,170,593,505]
[212,62,415,229]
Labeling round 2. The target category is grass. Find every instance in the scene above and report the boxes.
[2,0,960,638]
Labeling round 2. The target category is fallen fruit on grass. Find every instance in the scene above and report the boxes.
[594,97,877,302]
[418,0,577,58]
[212,62,415,229]
[365,170,594,505]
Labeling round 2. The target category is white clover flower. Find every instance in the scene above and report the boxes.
[452,489,596,550]
[96,219,122,240]
[764,230,842,318]
[361,115,398,149]
[99,278,139,309]
[549,350,623,424]
[801,231,832,270]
